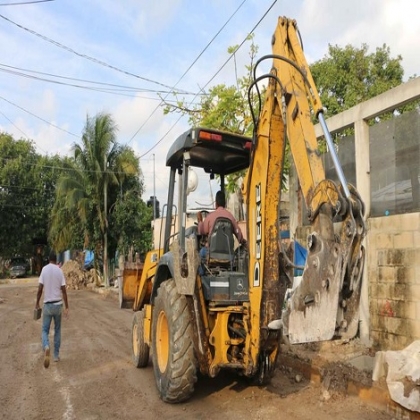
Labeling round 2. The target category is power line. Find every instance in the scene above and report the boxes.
[200,0,277,92]
[0,110,50,155]
[0,110,29,138]
[0,13,193,94]
[0,63,204,97]
[0,86,197,152]
[129,0,249,146]
[0,62,202,139]
[0,95,79,137]
[0,0,53,5]
[139,0,278,158]
[0,156,147,177]
[1,1,276,158]
[0,89,196,152]
[0,64,203,103]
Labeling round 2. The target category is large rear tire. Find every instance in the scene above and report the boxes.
[152,279,197,403]
[132,310,149,368]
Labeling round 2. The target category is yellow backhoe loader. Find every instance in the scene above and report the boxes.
[121,16,366,403]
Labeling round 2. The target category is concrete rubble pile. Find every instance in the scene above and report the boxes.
[373,340,420,412]
[61,260,98,290]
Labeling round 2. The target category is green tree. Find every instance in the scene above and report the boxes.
[169,38,258,137]
[310,44,404,117]
[166,42,405,132]
[48,158,85,252]
[107,147,152,259]
[109,190,153,259]
[0,134,62,257]
[50,113,147,286]
[0,133,38,257]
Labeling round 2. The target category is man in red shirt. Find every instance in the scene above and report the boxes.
[197,191,246,274]
[197,190,244,243]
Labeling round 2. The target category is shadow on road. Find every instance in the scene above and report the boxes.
[189,364,309,402]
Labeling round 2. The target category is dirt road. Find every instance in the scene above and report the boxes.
[0,281,393,420]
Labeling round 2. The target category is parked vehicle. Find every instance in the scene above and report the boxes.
[9,257,30,279]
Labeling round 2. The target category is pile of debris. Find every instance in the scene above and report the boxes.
[61,260,100,290]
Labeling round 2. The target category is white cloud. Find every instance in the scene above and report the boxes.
[40,89,58,119]
[298,0,419,78]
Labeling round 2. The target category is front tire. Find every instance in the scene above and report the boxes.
[132,310,149,368]
[152,279,197,403]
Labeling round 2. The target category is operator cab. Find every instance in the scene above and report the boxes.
[160,127,252,305]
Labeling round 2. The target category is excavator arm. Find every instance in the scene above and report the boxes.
[243,16,366,376]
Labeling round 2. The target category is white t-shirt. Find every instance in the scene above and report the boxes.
[39,263,66,303]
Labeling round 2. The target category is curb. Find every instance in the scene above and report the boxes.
[89,285,119,299]
[278,347,420,420]
[0,277,38,286]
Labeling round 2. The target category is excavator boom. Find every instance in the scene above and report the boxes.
[243,16,366,352]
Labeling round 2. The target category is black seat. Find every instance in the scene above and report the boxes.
[207,217,234,269]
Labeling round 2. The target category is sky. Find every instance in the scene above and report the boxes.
[0,0,418,209]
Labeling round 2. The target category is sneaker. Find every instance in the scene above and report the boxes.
[54,356,60,362]
[44,347,50,368]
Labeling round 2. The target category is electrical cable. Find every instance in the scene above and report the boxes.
[0,2,248,144]
[0,0,53,5]
[0,66,199,103]
[0,13,193,94]
[0,63,203,96]
[2,1,277,157]
[0,95,79,137]
[0,156,143,176]
[128,0,249,144]
[0,110,29,139]
[200,0,277,93]
[138,0,278,157]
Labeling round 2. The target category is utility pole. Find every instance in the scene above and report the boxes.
[104,153,109,287]
[153,153,156,220]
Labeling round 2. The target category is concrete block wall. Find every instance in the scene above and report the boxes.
[368,213,420,351]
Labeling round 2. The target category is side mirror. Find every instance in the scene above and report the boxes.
[187,168,198,194]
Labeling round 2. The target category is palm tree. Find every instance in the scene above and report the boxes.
[50,112,139,286]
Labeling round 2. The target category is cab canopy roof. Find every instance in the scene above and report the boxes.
[166,127,251,176]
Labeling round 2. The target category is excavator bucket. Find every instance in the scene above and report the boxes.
[118,262,144,309]
[284,232,343,343]
[283,188,366,344]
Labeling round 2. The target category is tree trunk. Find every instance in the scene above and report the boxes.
[104,232,108,287]
[103,155,109,287]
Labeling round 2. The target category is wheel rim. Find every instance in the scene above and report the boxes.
[156,310,169,373]
[132,322,139,357]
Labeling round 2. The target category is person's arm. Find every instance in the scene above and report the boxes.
[229,214,245,244]
[197,211,204,234]
[61,285,69,318]
[234,224,245,244]
[197,211,211,236]
[35,284,43,309]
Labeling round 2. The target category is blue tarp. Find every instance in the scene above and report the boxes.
[84,250,94,268]
[280,230,290,239]
[294,241,307,276]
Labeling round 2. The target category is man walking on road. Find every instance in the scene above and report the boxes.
[35,250,69,368]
